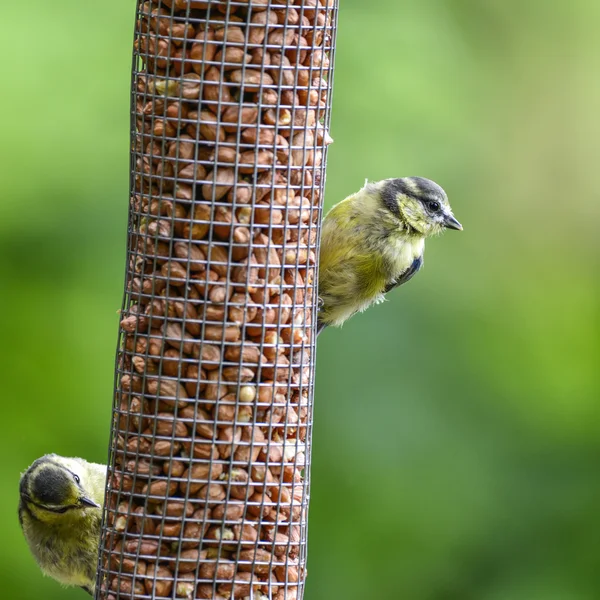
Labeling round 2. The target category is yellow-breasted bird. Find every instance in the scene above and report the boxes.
[19,454,106,596]
[317,177,462,334]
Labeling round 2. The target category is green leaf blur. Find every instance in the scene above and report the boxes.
[1,1,598,599]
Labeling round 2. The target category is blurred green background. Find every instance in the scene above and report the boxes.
[2,1,599,598]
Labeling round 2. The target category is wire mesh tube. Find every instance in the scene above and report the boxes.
[96,1,337,598]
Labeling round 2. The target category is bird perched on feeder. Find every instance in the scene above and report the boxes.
[317,176,462,334]
[18,454,106,596]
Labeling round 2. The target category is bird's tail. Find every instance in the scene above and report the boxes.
[316,319,327,337]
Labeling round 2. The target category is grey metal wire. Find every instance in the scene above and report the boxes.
[95,1,337,598]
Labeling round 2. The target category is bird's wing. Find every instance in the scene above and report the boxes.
[384,255,423,294]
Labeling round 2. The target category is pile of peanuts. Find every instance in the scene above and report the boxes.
[99,1,336,599]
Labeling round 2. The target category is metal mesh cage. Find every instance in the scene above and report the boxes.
[96,1,337,598]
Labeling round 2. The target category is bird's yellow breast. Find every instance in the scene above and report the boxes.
[383,234,424,280]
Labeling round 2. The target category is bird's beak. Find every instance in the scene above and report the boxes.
[444,214,463,230]
[79,496,100,508]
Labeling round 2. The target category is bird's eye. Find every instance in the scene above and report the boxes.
[428,201,441,212]
[73,474,81,485]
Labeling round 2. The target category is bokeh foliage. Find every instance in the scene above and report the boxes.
[1,1,598,599]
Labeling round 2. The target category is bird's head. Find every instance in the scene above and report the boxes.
[379,177,462,237]
[20,455,100,523]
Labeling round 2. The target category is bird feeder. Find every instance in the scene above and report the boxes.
[95,1,337,598]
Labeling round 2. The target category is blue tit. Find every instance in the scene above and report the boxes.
[317,177,462,333]
[19,454,106,596]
